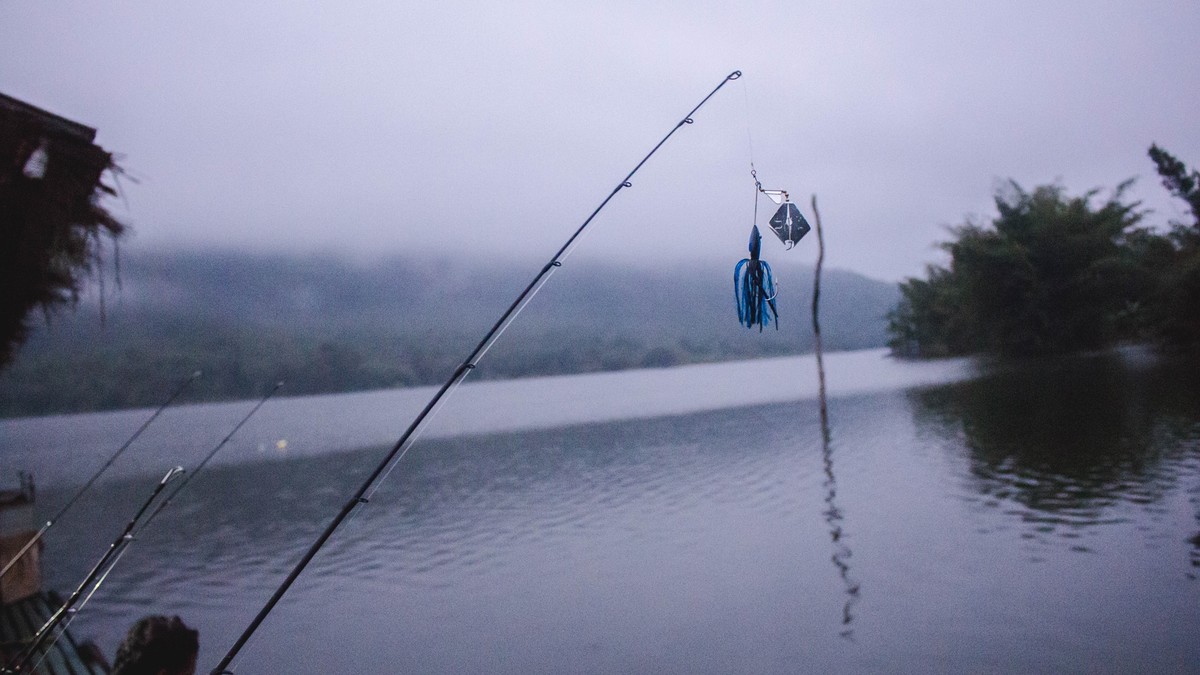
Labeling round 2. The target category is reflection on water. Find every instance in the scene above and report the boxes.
[819,418,859,639]
[1192,530,1200,580]
[911,349,1200,570]
[814,344,859,639]
[42,405,851,674]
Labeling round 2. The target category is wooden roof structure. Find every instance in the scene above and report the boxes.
[0,94,98,143]
[0,92,125,370]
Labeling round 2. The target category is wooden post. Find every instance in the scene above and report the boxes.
[811,195,828,430]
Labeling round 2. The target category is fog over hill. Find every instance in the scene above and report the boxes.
[0,250,897,417]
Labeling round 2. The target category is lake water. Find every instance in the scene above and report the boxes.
[2,348,1198,673]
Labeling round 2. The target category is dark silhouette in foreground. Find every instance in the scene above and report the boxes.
[0,92,124,372]
[111,615,198,675]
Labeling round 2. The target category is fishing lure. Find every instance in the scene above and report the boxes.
[733,173,811,330]
[734,224,778,330]
[767,199,810,250]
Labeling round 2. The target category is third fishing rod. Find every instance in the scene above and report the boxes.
[4,466,185,673]
[5,381,283,672]
[0,370,202,581]
[145,381,284,523]
[211,69,743,674]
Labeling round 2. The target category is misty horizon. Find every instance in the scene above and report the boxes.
[4,2,1198,283]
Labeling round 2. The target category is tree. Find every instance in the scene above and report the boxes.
[889,181,1148,357]
[1146,144,1200,348]
[1148,144,1200,234]
[888,265,967,357]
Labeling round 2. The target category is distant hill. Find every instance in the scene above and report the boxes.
[0,250,898,417]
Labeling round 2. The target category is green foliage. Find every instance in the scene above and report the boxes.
[889,181,1150,357]
[1148,144,1200,232]
[1151,247,1200,347]
[893,147,1200,358]
[887,265,967,357]
[1145,145,1200,348]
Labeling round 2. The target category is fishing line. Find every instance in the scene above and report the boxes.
[337,275,560,545]
[472,267,559,363]
[3,467,185,674]
[470,219,603,364]
[731,74,813,330]
[0,370,201,581]
[360,375,465,501]
[209,69,744,675]
[739,76,770,234]
[314,375,473,575]
[739,75,759,184]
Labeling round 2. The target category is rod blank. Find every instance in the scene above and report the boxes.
[209,69,742,674]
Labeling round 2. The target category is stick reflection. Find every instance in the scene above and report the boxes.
[819,408,860,639]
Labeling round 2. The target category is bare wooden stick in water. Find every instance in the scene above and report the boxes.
[811,194,828,428]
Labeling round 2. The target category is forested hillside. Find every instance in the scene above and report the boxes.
[0,250,897,417]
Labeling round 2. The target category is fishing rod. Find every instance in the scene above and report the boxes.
[210,69,743,674]
[3,466,185,674]
[0,370,202,581]
[143,381,284,524]
[9,382,284,671]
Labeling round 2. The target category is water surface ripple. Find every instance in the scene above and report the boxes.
[3,348,1198,673]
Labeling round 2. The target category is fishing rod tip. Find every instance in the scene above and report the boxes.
[730,70,742,79]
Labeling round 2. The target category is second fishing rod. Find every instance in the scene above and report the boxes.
[4,382,282,674]
[0,370,202,582]
[210,69,743,673]
[3,466,184,674]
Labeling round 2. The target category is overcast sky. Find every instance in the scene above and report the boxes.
[4,1,1199,281]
